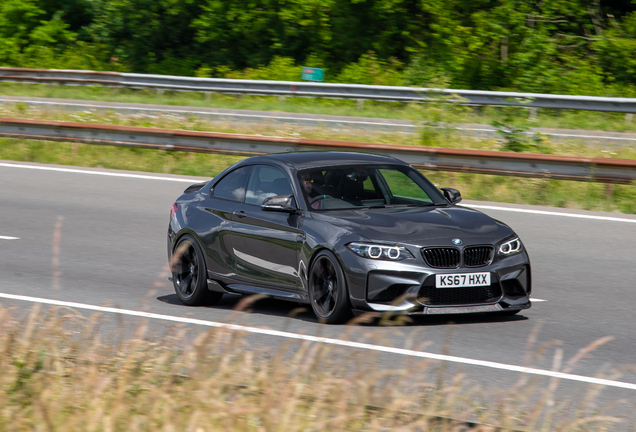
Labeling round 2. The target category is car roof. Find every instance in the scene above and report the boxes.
[241,151,406,170]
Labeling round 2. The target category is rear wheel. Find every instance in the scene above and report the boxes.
[172,235,223,306]
[308,250,352,324]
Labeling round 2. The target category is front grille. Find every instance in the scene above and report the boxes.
[421,248,460,268]
[418,276,502,306]
[463,246,494,267]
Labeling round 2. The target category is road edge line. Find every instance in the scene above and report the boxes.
[0,292,632,391]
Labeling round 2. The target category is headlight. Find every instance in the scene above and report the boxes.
[498,237,522,256]
[346,242,414,261]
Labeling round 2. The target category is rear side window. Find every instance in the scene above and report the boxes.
[245,165,294,206]
[212,166,251,202]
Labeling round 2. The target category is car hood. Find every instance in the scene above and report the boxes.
[310,205,515,246]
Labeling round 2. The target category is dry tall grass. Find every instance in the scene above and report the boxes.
[0,302,628,431]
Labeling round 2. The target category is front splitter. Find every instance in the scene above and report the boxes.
[422,303,503,314]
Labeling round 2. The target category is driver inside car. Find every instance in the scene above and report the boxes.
[301,172,325,209]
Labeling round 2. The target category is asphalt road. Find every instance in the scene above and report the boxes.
[2,160,636,414]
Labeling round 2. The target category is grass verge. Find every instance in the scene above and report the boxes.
[0,304,626,431]
[2,101,636,160]
[3,82,636,133]
[1,101,635,214]
[2,138,635,214]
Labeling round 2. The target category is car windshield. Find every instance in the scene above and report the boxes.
[297,164,447,211]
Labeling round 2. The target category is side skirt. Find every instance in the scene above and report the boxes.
[225,284,309,303]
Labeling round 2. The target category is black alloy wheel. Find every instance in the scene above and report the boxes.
[172,235,223,306]
[308,250,352,324]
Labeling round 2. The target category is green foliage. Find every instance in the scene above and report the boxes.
[492,121,551,154]
[0,0,75,66]
[1,0,636,98]
[334,52,404,86]
[216,56,303,81]
[413,93,472,146]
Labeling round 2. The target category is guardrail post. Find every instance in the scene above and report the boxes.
[528,107,538,121]
[205,92,211,102]
[157,89,164,98]
[279,96,286,104]
[626,113,633,122]
[357,99,364,110]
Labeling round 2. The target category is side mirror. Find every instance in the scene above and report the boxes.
[261,194,297,213]
[440,188,462,205]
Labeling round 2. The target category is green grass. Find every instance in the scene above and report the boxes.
[424,171,636,214]
[2,101,636,160]
[0,138,242,177]
[1,99,635,214]
[2,137,634,214]
[3,82,636,133]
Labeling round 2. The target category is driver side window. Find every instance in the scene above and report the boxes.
[245,165,294,206]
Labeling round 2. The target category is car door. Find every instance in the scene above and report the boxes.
[231,164,303,290]
[199,165,252,279]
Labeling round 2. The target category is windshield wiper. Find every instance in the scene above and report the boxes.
[405,203,444,207]
[362,203,445,209]
[366,204,409,209]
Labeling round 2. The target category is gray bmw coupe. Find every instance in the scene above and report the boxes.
[167,152,531,323]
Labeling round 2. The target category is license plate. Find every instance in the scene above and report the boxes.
[436,272,490,288]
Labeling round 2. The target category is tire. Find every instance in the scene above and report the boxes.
[172,234,223,306]
[308,250,352,324]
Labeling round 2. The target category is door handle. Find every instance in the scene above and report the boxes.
[234,210,246,219]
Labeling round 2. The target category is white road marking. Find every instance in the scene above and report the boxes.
[456,127,636,142]
[467,204,636,224]
[0,236,20,240]
[0,292,632,390]
[0,100,412,128]
[0,162,198,183]
[2,162,635,224]
[5,99,636,143]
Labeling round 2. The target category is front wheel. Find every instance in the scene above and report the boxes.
[172,235,223,306]
[308,250,352,324]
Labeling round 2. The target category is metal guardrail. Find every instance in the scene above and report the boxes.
[3,96,636,146]
[2,67,636,115]
[1,117,634,183]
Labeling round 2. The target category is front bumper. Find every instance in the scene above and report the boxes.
[339,247,532,315]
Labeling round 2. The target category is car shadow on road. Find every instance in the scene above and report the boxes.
[157,293,529,326]
[408,313,529,326]
[157,293,318,322]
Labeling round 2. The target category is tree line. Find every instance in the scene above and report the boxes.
[1,0,636,95]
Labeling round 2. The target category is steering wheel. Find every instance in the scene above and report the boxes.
[309,194,332,205]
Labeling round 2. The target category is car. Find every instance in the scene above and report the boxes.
[167,152,531,323]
